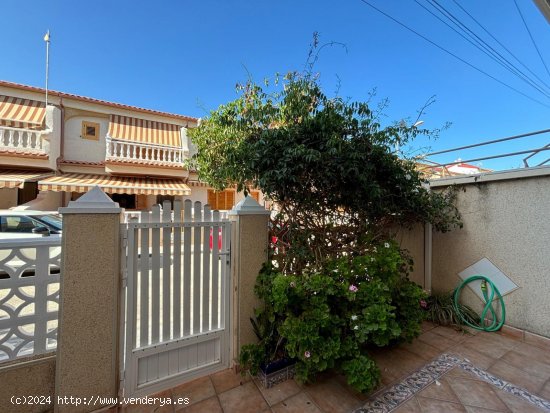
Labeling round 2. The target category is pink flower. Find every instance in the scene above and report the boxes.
[304,351,311,358]
[349,284,358,292]
[419,299,428,309]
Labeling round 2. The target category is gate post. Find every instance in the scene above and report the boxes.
[228,196,270,365]
[54,187,122,413]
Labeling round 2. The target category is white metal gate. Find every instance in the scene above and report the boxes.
[120,200,232,397]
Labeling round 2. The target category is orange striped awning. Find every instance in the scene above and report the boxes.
[0,95,46,130]
[108,115,182,147]
[38,173,190,196]
[0,170,53,189]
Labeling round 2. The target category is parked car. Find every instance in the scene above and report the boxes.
[0,211,62,279]
[0,210,62,239]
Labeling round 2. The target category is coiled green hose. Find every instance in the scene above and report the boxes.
[453,274,505,332]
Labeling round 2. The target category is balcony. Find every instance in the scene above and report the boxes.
[105,135,187,167]
[0,125,48,156]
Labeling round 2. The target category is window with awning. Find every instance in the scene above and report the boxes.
[108,115,181,147]
[0,170,53,189]
[38,173,191,196]
[0,95,46,130]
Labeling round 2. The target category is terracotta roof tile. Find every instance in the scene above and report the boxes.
[0,148,49,159]
[58,159,105,166]
[0,80,197,123]
[105,158,185,168]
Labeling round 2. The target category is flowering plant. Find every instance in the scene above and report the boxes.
[240,241,427,393]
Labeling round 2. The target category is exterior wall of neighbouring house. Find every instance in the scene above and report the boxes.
[0,86,62,172]
[0,188,17,208]
[430,167,550,338]
[63,110,109,163]
[18,191,63,211]
[1,82,268,212]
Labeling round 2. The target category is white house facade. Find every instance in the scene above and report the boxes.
[0,80,262,211]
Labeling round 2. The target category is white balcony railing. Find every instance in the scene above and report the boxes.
[105,135,187,165]
[0,126,47,154]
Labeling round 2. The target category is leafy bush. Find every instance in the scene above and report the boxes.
[241,241,427,393]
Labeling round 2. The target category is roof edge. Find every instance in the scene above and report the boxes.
[0,80,198,123]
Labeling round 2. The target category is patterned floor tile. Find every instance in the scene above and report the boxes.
[353,352,550,413]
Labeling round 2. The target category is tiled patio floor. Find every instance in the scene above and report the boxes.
[112,322,550,413]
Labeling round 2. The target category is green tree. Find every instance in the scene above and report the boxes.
[189,67,462,392]
[189,72,461,272]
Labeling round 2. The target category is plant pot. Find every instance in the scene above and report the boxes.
[257,358,296,388]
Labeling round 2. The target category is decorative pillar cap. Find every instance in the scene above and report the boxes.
[229,195,270,216]
[59,186,122,214]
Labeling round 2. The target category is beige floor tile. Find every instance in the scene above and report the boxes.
[304,378,363,413]
[388,348,430,374]
[416,396,467,412]
[512,342,550,365]
[431,326,470,342]
[417,330,456,351]
[489,360,547,394]
[177,396,222,413]
[218,381,268,413]
[495,389,546,413]
[171,376,216,408]
[370,351,411,385]
[392,397,422,412]
[539,380,550,400]
[256,378,301,406]
[524,331,550,352]
[399,339,442,361]
[417,377,460,403]
[271,392,322,413]
[464,333,519,359]
[463,406,508,413]
[500,349,550,380]
[447,377,509,411]
[210,368,249,394]
[421,321,437,332]
[381,366,409,386]
[448,342,498,370]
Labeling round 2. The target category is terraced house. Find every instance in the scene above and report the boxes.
[0,80,262,211]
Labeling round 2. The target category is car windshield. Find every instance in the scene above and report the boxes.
[35,214,63,230]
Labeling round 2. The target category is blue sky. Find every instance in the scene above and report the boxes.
[1,0,550,170]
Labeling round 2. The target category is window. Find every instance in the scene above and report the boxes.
[250,190,260,202]
[110,193,136,209]
[207,189,235,210]
[17,182,38,205]
[81,121,100,140]
[0,216,40,233]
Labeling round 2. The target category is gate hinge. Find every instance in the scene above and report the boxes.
[118,369,125,398]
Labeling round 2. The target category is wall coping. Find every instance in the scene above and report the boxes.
[229,195,270,216]
[59,186,122,214]
[0,354,55,373]
[429,165,550,188]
